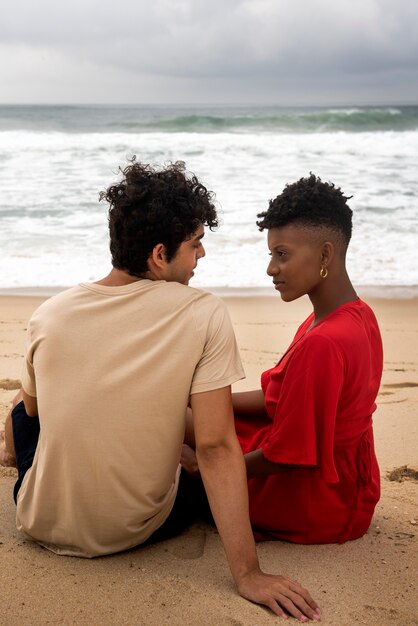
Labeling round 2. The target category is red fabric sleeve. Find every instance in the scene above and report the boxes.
[262,333,345,483]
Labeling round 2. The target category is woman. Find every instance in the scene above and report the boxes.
[183,173,383,545]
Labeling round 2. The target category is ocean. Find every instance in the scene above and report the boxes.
[1,104,417,296]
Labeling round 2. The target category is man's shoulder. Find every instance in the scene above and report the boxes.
[27,286,96,333]
[31,285,86,315]
[164,282,225,310]
[31,282,227,327]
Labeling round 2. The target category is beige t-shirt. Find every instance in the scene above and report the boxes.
[17,280,244,557]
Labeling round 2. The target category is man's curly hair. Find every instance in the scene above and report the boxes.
[100,158,218,277]
[257,174,353,248]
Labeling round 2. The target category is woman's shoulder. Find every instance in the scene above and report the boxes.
[308,299,380,352]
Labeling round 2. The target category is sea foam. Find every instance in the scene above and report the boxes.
[0,105,417,293]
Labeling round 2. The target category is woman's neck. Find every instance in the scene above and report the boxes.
[310,271,358,326]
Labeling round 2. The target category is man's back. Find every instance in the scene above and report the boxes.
[17,279,243,556]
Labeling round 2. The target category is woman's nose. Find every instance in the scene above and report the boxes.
[267,258,277,276]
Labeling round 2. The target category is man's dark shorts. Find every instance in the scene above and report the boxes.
[11,401,213,542]
[11,401,40,503]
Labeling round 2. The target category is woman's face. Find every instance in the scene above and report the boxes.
[266,225,327,302]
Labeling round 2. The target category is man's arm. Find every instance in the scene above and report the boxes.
[191,386,320,622]
[22,389,38,417]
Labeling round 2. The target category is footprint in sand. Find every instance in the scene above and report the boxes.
[0,379,21,391]
[348,604,418,626]
[382,382,418,389]
[386,465,418,483]
[170,525,207,560]
[353,605,412,625]
[379,382,418,404]
[0,466,18,478]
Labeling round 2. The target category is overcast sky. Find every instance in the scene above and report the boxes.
[1,0,417,105]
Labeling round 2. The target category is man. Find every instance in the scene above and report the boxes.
[1,159,320,622]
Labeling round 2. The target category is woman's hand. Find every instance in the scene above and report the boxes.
[180,443,201,479]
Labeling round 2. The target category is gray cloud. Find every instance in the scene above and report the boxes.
[1,0,417,103]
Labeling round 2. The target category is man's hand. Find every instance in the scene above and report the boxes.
[237,570,321,622]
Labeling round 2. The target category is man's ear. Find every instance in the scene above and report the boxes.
[149,243,167,270]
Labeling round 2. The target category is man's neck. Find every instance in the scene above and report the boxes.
[95,268,149,287]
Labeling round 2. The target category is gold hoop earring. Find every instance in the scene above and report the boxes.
[320,266,328,279]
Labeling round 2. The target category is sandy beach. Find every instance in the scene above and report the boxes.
[0,293,417,626]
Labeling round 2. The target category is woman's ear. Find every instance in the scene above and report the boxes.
[321,241,335,268]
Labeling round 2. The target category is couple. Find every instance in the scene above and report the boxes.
[1,159,383,622]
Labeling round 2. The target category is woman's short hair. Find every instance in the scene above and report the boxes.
[256,174,353,248]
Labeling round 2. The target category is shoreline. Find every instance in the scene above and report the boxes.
[1,283,418,299]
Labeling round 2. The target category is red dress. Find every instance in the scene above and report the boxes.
[235,299,383,544]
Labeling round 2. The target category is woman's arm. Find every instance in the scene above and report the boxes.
[181,446,300,481]
[244,448,300,478]
[185,390,267,451]
[232,389,266,416]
